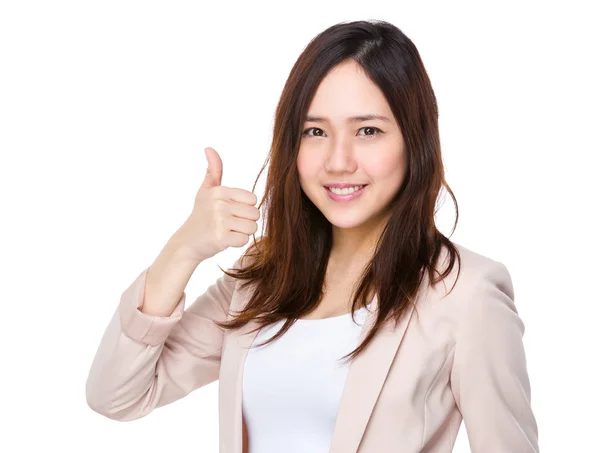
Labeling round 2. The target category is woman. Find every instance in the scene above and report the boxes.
[86,19,539,453]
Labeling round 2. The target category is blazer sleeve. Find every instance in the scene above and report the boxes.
[85,255,245,421]
[450,261,540,452]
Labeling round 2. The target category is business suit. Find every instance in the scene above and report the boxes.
[86,242,539,452]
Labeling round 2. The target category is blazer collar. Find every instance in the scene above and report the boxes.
[220,273,430,453]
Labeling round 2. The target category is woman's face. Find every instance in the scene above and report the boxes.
[297,59,407,233]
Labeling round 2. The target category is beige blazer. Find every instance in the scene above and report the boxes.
[86,242,539,452]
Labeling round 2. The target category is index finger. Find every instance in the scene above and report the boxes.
[220,186,258,206]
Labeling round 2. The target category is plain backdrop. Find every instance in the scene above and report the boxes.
[1,1,598,452]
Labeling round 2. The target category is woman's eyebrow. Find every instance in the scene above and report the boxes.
[304,114,391,123]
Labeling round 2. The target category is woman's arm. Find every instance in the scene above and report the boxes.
[450,260,540,452]
[85,254,244,421]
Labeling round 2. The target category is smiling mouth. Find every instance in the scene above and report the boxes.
[324,184,368,193]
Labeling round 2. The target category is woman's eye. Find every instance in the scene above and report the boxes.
[357,126,382,137]
[302,127,326,137]
[301,126,382,138]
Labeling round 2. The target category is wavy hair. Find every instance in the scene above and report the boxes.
[214,19,461,365]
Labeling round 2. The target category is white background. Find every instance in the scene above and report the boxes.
[1,1,598,452]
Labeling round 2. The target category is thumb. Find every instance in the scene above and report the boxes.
[201,147,223,188]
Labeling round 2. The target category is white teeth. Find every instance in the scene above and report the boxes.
[327,185,365,195]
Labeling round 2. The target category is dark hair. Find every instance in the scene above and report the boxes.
[214,19,461,365]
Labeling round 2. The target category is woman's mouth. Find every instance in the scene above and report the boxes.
[324,184,368,202]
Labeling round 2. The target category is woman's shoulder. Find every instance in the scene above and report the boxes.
[430,240,514,306]
[449,240,505,270]
[438,240,509,279]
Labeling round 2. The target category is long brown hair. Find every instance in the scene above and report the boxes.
[214,19,461,365]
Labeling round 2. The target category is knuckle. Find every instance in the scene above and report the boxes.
[215,198,227,212]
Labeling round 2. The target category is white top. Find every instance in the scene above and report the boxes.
[241,303,373,453]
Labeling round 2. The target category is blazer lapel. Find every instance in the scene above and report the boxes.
[328,296,415,453]
[220,274,428,453]
[218,285,261,453]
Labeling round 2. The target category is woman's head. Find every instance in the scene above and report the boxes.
[218,19,460,364]
[275,20,444,240]
[297,58,407,243]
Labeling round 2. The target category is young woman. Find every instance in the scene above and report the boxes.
[86,19,539,453]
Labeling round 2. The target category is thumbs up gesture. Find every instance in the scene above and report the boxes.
[175,147,261,263]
